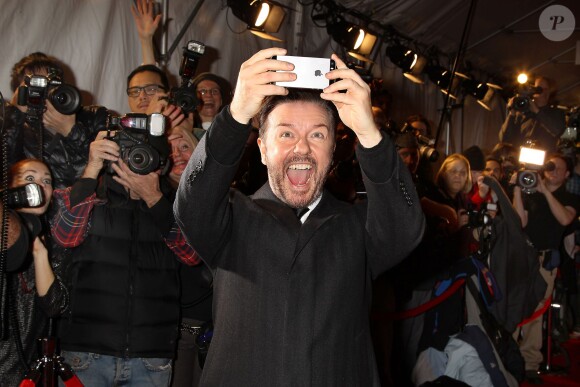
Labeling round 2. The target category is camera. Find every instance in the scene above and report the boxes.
[167,40,206,115]
[17,67,81,119]
[400,123,439,162]
[516,142,552,194]
[1,183,45,209]
[106,113,170,175]
[516,161,555,194]
[467,202,496,228]
[512,85,543,113]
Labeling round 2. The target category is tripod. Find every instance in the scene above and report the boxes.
[19,336,83,387]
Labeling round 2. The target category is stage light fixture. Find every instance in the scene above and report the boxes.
[385,43,426,84]
[327,16,376,57]
[228,0,286,41]
[347,30,377,63]
[425,65,468,100]
[463,79,495,111]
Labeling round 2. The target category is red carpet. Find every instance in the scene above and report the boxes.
[521,336,580,386]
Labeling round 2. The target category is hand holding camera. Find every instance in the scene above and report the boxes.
[17,67,81,122]
[105,113,170,176]
[111,159,162,207]
[83,131,120,179]
[42,100,76,136]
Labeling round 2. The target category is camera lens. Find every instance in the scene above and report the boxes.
[49,84,81,115]
[126,145,159,175]
[172,88,198,115]
[420,145,439,162]
[517,170,537,190]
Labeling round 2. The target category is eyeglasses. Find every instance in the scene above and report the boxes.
[197,88,221,96]
[126,84,165,98]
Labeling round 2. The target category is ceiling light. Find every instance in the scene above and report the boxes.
[385,43,427,84]
[327,17,370,51]
[228,0,286,41]
[425,65,465,99]
[347,29,377,63]
[463,79,496,111]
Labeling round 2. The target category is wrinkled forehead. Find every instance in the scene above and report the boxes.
[265,102,334,131]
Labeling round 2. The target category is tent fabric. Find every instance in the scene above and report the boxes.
[0,0,510,155]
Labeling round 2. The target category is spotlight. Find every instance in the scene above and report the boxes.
[347,30,377,63]
[425,65,468,100]
[327,16,376,55]
[463,79,495,111]
[228,0,286,41]
[385,43,426,84]
[517,73,528,84]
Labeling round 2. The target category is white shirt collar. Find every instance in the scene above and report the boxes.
[299,194,322,223]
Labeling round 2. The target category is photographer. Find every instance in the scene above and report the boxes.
[6,52,108,189]
[403,114,439,185]
[0,159,68,385]
[499,76,565,154]
[50,106,200,386]
[510,153,580,383]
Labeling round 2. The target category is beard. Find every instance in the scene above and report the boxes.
[266,154,331,208]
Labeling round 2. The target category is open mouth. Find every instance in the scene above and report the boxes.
[287,163,313,186]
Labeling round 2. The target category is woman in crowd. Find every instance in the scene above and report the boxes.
[0,159,67,385]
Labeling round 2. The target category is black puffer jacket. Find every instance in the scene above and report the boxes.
[3,103,108,189]
[58,176,180,358]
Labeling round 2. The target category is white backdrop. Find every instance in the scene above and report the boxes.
[0,0,506,155]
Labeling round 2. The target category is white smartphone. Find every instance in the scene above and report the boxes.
[273,55,336,89]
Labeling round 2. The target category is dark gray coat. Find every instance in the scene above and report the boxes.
[174,107,425,386]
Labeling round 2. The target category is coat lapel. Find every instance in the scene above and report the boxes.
[251,184,302,230]
[292,192,339,267]
[251,184,340,271]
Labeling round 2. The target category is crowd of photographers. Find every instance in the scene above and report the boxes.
[1,1,580,386]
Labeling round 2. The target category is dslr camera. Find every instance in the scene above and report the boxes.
[1,183,45,209]
[400,122,439,162]
[17,67,81,120]
[516,142,551,194]
[517,161,555,194]
[167,40,206,115]
[512,84,543,113]
[106,113,170,175]
[467,202,496,228]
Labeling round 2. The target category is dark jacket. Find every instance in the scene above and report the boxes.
[483,177,547,333]
[4,103,108,189]
[0,213,68,386]
[174,107,425,386]
[58,177,180,358]
[498,105,565,154]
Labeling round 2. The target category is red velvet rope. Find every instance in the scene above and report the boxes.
[516,296,552,327]
[373,277,553,327]
[373,278,466,321]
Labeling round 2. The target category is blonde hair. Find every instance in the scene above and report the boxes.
[168,125,199,150]
[435,153,472,194]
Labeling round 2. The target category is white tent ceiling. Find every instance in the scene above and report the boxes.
[0,0,578,155]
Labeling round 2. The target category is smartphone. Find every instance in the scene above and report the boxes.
[273,55,336,89]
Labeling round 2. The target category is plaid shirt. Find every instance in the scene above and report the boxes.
[51,181,200,266]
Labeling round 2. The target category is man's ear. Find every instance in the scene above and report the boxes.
[257,137,267,165]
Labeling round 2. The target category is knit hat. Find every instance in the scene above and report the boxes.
[395,132,419,149]
[462,145,485,171]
